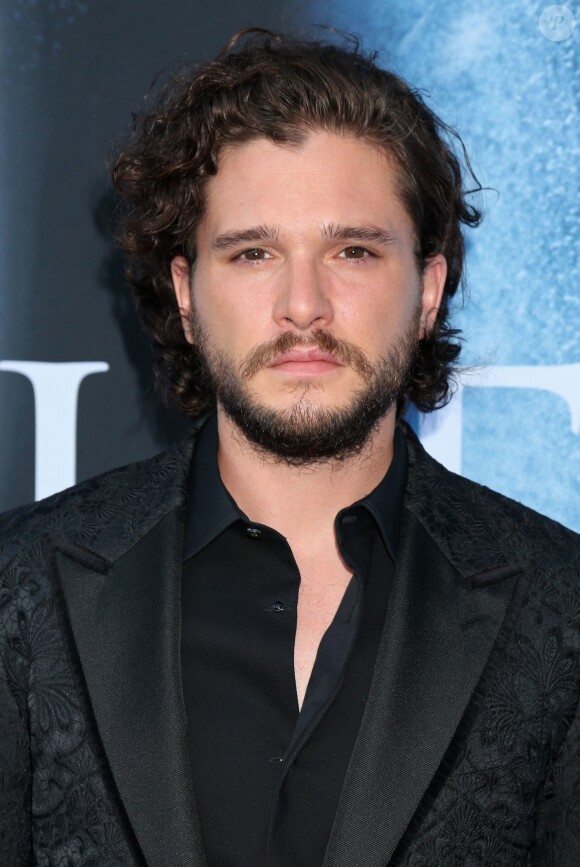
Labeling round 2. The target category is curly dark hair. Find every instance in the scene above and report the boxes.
[111,28,483,418]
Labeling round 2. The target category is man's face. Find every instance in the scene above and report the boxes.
[172,130,446,464]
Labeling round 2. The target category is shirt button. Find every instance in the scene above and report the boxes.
[246,527,262,538]
[267,600,288,612]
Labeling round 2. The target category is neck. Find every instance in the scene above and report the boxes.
[215,405,396,545]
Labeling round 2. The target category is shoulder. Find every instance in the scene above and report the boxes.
[401,421,580,570]
[0,437,195,572]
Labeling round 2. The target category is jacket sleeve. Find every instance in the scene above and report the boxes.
[531,694,580,866]
[0,575,32,865]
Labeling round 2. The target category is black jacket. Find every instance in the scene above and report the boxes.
[1,416,579,866]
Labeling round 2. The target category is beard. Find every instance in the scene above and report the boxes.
[187,301,421,467]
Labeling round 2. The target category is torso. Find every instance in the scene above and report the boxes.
[291,546,354,710]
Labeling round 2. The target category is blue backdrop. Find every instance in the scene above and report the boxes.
[309,1,579,529]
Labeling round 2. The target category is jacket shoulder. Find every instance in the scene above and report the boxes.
[445,461,578,547]
[402,422,580,572]
[0,438,194,570]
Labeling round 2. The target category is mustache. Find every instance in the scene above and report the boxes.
[240,329,374,382]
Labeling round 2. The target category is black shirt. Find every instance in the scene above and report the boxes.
[181,413,407,866]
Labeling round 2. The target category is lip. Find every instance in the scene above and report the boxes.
[268,348,344,367]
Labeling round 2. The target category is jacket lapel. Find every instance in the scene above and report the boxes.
[47,424,209,867]
[46,415,530,867]
[323,430,530,867]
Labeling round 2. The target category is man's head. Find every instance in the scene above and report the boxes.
[112,29,482,458]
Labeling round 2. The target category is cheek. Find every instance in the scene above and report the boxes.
[191,267,230,332]
[341,286,418,349]
[192,279,266,355]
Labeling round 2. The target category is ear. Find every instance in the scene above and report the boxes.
[419,253,448,339]
[170,256,194,345]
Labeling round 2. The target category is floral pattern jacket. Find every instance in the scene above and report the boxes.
[1,416,579,867]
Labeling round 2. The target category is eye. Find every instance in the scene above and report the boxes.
[338,246,373,260]
[236,247,273,262]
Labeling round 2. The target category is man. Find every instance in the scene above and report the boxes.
[1,29,579,867]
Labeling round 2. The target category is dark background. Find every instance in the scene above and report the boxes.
[0,1,313,511]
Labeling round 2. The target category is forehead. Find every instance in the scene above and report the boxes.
[197,130,414,241]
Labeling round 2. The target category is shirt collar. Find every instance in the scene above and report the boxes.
[183,411,407,562]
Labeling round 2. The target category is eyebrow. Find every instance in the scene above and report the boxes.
[212,225,280,251]
[322,223,399,246]
[211,222,398,251]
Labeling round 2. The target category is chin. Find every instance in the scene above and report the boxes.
[260,392,354,416]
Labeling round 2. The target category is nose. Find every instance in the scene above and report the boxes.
[273,256,334,331]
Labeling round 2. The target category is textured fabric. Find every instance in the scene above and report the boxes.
[0,417,578,866]
[322,441,580,867]
[0,443,192,867]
